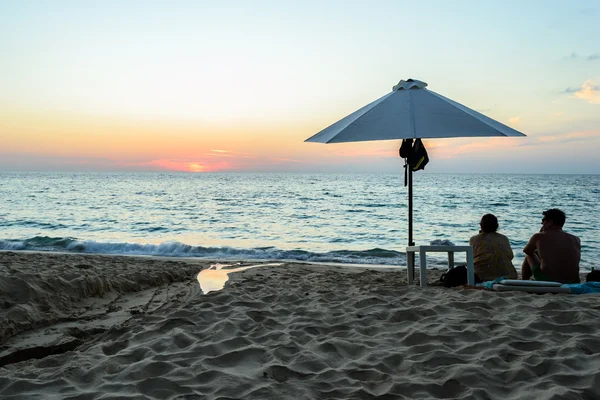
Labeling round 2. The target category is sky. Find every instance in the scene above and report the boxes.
[1,0,599,174]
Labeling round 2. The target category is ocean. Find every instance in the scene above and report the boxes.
[0,172,598,270]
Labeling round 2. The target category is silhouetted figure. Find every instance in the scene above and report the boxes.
[586,269,600,282]
[522,208,580,283]
[469,214,518,281]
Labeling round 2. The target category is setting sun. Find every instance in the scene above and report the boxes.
[187,163,206,172]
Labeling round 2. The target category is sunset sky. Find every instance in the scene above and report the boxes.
[1,0,599,173]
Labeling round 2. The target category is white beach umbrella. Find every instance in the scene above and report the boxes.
[305,78,526,252]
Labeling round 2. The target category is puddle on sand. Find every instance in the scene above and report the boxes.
[197,262,282,294]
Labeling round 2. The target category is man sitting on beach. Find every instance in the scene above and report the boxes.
[522,208,581,283]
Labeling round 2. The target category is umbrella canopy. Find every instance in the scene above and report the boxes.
[305,78,526,260]
[305,79,525,143]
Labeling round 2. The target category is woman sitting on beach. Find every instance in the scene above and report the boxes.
[469,214,518,281]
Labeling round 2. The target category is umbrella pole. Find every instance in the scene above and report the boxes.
[408,166,415,279]
[408,166,413,247]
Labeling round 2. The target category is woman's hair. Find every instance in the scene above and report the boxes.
[480,214,499,233]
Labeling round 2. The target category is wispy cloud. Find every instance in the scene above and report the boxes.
[271,157,305,163]
[433,137,527,159]
[564,52,578,60]
[206,149,256,159]
[564,87,579,94]
[567,80,600,104]
[432,131,600,160]
[508,116,521,125]
[138,151,315,171]
[535,131,600,144]
[333,147,398,158]
[562,52,599,61]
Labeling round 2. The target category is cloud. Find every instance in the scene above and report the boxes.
[137,150,317,171]
[506,131,600,157]
[564,52,578,60]
[562,52,599,61]
[270,157,305,163]
[569,80,600,104]
[588,53,600,61]
[534,131,600,144]
[206,149,256,159]
[331,147,397,158]
[508,116,521,125]
[433,137,527,159]
[564,87,579,93]
[430,131,600,162]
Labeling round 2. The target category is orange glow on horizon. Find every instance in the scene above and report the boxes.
[144,159,234,172]
[0,107,316,160]
[3,106,598,173]
[188,163,206,172]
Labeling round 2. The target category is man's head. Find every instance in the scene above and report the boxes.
[480,214,499,233]
[542,208,566,230]
[586,270,600,282]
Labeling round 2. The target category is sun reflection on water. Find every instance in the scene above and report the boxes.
[197,263,282,294]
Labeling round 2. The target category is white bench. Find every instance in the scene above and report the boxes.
[406,245,475,288]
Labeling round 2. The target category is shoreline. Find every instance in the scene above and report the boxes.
[0,248,411,272]
[2,246,596,273]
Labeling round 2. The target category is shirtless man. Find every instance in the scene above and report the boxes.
[522,208,581,283]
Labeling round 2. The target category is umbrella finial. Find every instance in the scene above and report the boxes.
[393,79,428,91]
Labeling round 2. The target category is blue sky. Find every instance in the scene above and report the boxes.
[0,0,599,173]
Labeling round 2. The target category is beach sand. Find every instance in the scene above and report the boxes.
[1,251,599,399]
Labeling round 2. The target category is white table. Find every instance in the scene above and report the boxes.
[406,245,475,288]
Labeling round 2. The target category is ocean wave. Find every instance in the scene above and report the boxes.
[0,220,69,229]
[0,236,77,250]
[0,236,408,266]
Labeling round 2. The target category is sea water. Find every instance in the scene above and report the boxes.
[0,172,598,270]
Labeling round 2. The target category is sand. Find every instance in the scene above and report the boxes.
[1,251,600,399]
